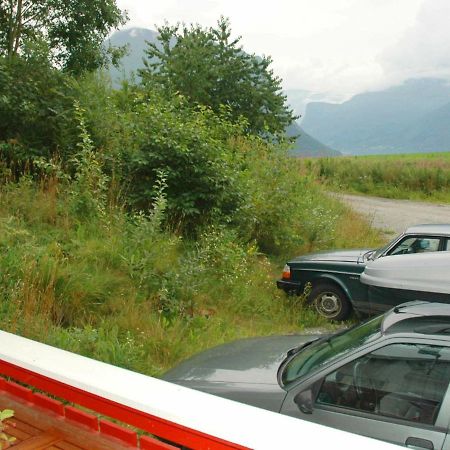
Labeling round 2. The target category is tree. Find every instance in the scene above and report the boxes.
[139,17,296,136]
[0,54,75,168]
[0,0,127,74]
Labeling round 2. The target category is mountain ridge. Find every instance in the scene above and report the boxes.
[301,78,450,154]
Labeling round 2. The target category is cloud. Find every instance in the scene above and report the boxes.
[116,0,429,100]
[381,0,450,85]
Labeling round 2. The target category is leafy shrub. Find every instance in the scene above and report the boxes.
[0,56,75,167]
[119,90,246,232]
[232,137,339,254]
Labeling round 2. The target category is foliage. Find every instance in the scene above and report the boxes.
[0,55,75,165]
[69,102,109,219]
[230,137,346,255]
[301,153,450,203]
[119,89,247,232]
[0,170,379,375]
[139,17,296,136]
[0,0,127,74]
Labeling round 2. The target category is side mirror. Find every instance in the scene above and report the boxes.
[294,389,313,414]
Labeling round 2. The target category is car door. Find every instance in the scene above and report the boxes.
[281,341,450,449]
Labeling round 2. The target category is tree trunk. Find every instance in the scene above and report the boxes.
[6,0,22,59]
[13,0,23,55]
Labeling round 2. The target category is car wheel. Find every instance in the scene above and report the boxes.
[309,283,351,321]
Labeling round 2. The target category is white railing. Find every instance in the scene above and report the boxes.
[0,330,401,449]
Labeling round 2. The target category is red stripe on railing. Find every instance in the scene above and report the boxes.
[140,435,180,450]
[99,419,138,446]
[3,380,33,402]
[32,392,65,416]
[65,405,99,430]
[0,359,249,450]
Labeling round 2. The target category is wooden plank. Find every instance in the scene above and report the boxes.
[53,443,85,450]
[12,429,63,449]
[0,392,138,450]
[4,418,35,442]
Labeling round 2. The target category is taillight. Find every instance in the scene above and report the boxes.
[282,264,291,280]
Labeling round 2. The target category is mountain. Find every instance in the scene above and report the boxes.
[301,78,450,154]
[107,27,338,157]
[400,101,450,152]
[285,89,332,118]
[287,122,340,157]
[106,27,159,85]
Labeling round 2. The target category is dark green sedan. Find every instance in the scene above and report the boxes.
[277,224,450,320]
[163,302,450,449]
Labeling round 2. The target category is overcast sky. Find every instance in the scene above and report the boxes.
[116,0,450,103]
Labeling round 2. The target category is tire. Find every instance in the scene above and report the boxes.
[309,282,351,321]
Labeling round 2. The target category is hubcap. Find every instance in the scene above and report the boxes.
[316,292,341,318]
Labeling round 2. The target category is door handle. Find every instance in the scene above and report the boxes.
[405,437,433,450]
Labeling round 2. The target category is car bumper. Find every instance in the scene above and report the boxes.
[276,279,302,294]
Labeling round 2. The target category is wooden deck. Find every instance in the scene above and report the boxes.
[0,390,142,449]
[0,379,180,450]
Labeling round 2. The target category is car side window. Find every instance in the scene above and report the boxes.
[316,343,450,425]
[445,239,450,251]
[388,237,441,256]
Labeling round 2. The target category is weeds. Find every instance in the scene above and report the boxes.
[0,124,384,376]
[0,173,379,375]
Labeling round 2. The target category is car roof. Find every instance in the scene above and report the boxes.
[405,224,450,236]
[382,301,450,336]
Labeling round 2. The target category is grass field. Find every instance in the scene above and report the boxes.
[0,177,383,376]
[300,152,450,203]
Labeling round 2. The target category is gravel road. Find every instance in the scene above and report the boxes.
[338,193,450,237]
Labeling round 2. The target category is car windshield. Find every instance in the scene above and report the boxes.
[371,234,402,259]
[281,315,383,385]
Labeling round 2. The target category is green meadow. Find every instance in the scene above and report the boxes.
[301,152,450,203]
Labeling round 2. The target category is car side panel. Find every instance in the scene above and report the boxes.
[291,261,368,312]
[291,406,446,449]
[368,286,450,314]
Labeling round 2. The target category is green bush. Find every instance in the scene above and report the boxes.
[0,56,75,167]
[118,90,247,232]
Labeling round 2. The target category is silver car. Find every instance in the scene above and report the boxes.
[164,302,450,449]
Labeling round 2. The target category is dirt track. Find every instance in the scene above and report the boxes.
[338,194,450,237]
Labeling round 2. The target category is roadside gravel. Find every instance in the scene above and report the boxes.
[338,193,450,237]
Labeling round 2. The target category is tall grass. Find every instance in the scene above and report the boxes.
[0,172,383,375]
[300,153,450,203]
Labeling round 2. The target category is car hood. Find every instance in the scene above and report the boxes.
[290,248,372,264]
[162,334,321,385]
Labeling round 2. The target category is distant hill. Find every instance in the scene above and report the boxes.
[287,122,340,157]
[284,89,332,118]
[107,27,338,157]
[301,78,450,154]
[107,27,159,85]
